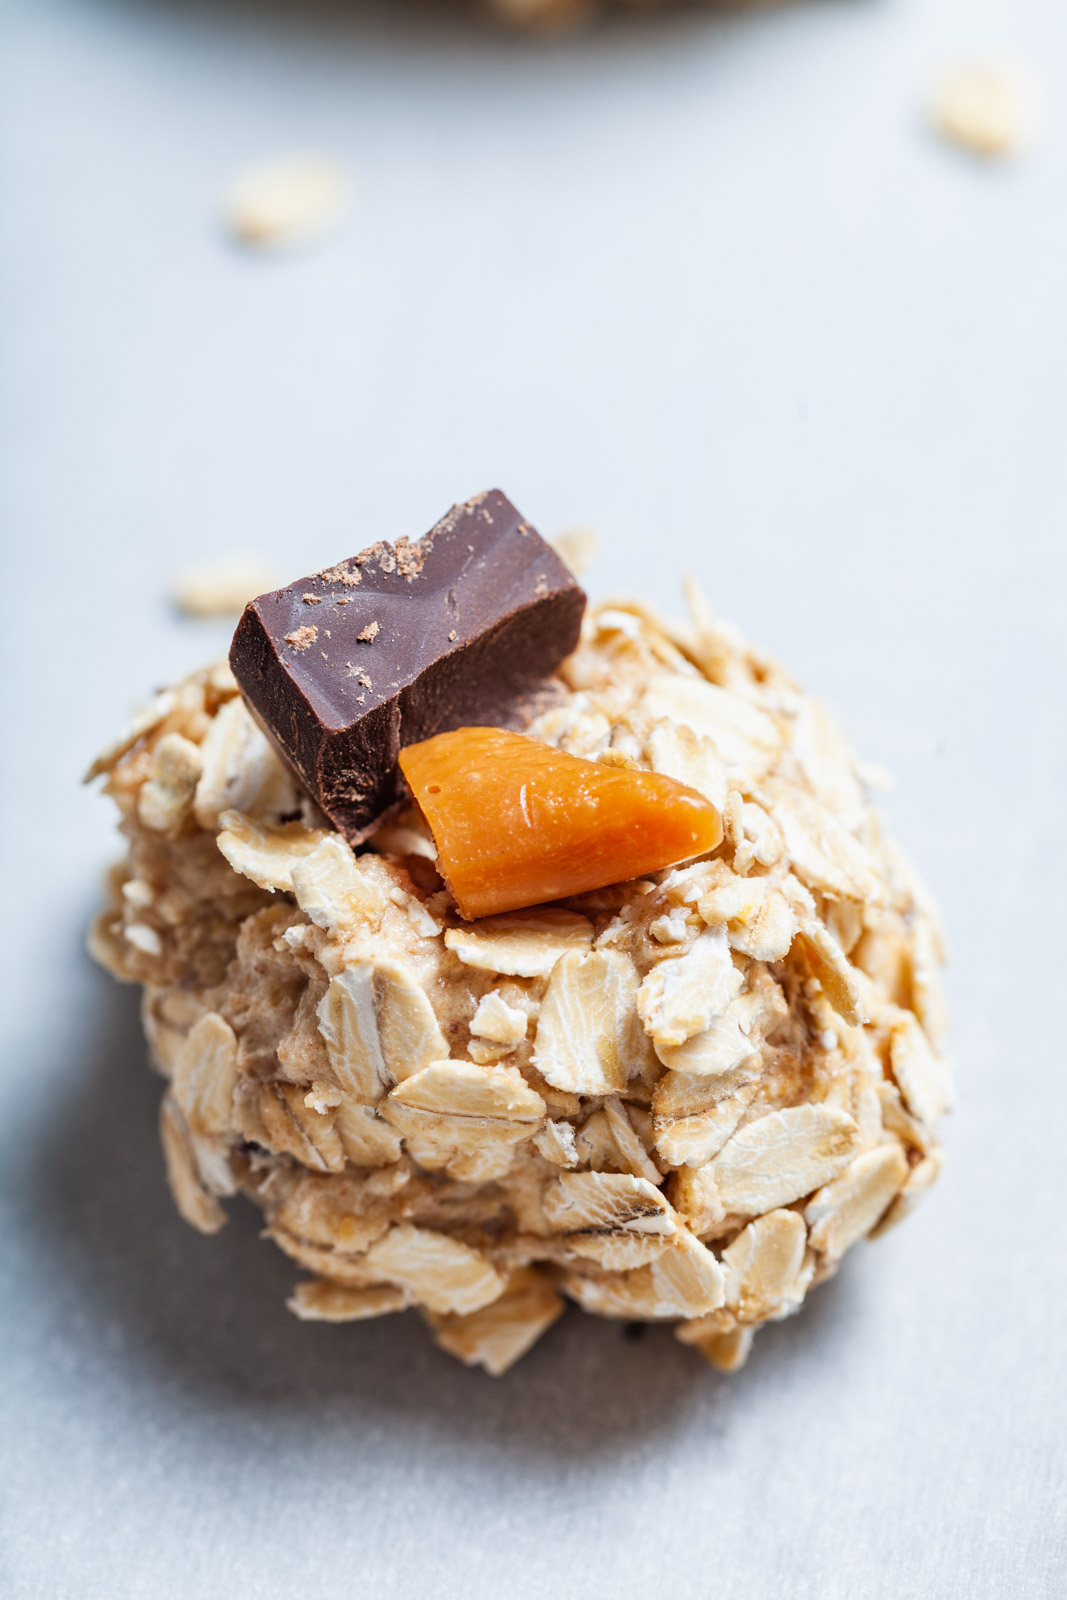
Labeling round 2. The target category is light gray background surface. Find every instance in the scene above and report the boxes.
[1,0,1065,1595]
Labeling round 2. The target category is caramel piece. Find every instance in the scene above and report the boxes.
[400,727,722,920]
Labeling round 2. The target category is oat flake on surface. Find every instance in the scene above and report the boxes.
[87,590,949,1374]
[932,60,1036,158]
[172,555,285,618]
[225,155,350,249]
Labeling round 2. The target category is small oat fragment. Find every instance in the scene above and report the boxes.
[172,556,284,618]
[678,1105,863,1222]
[650,991,759,1081]
[171,1012,238,1139]
[193,697,299,830]
[650,908,691,945]
[137,733,203,832]
[652,1066,760,1167]
[290,835,388,935]
[642,672,781,778]
[533,1118,580,1168]
[933,61,1035,158]
[544,1170,674,1238]
[534,949,652,1095]
[125,923,163,957]
[469,991,528,1048]
[677,1321,754,1374]
[644,720,728,811]
[647,1229,726,1318]
[721,1209,811,1323]
[763,780,881,904]
[159,1096,228,1234]
[637,926,742,1053]
[382,1061,544,1182]
[333,1103,403,1168]
[697,874,797,963]
[387,1059,544,1124]
[216,809,331,893]
[427,1267,564,1376]
[84,690,178,783]
[288,1280,409,1322]
[357,620,380,642]
[805,1142,910,1258]
[796,919,867,1027]
[317,960,448,1101]
[869,1149,944,1238]
[602,1097,662,1186]
[445,908,593,977]
[225,154,350,249]
[362,1225,504,1316]
[256,1080,346,1173]
[890,1014,953,1127]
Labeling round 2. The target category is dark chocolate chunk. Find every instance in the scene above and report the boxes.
[230,490,586,844]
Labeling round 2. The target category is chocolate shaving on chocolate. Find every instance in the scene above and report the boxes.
[284,626,318,651]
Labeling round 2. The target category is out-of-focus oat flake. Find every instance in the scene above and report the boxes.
[172,556,284,618]
[549,527,598,579]
[224,155,351,249]
[933,61,1036,158]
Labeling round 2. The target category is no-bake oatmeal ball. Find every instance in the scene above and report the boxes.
[88,493,950,1376]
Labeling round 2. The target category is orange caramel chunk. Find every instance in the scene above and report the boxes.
[399,727,723,920]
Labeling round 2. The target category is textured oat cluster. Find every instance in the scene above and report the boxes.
[89,592,950,1376]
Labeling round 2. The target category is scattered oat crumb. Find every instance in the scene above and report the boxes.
[225,155,351,249]
[301,593,322,605]
[357,621,380,643]
[932,60,1036,158]
[285,625,318,651]
[171,556,283,619]
[449,630,458,642]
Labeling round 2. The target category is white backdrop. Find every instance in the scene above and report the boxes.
[1,0,1064,1594]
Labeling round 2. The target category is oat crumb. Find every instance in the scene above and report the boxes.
[357,621,381,643]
